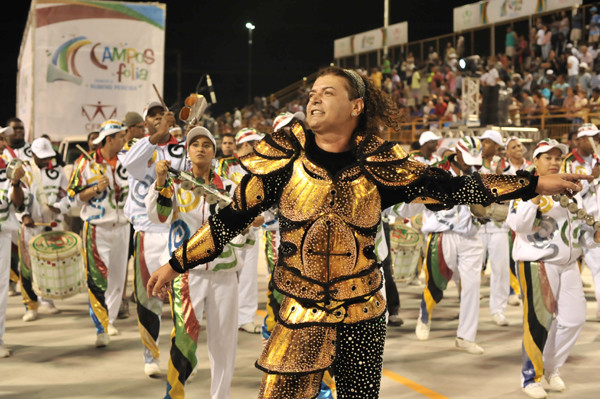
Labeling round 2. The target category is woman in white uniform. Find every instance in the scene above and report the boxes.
[507,138,600,399]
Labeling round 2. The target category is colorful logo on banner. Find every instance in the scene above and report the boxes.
[480,2,489,24]
[47,36,156,85]
[500,0,523,17]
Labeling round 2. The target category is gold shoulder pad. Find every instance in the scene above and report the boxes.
[362,141,429,187]
[240,125,301,176]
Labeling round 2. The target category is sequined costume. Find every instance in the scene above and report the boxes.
[167,120,537,398]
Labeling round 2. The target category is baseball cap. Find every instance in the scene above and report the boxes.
[31,137,56,159]
[576,123,599,138]
[419,131,441,146]
[580,62,589,70]
[456,136,482,166]
[479,129,503,146]
[436,144,454,158]
[532,138,569,158]
[142,101,165,119]
[123,111,144,127]
[93,120,126,145]
[0,126,14,136]
[186,126,216,150]
[235,128,263,145]
[272,111,306,132]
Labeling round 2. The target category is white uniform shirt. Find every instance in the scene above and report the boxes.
[118,136,189,233]
[507,196,597,264]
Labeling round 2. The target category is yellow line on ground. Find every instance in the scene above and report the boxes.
[382,368,449,399]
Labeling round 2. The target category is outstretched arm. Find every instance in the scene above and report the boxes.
[147,170,287,299]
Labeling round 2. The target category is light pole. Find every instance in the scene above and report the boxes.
[246,22,255,105]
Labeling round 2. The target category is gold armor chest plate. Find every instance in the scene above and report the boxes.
[277,156,382,282]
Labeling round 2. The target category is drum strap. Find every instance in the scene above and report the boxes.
[29,162,49,208]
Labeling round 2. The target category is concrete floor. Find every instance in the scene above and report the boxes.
[2,247,600,399]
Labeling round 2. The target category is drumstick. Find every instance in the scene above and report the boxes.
[76,144,94,161]
[35,221,58,228]
[152,83,169,111]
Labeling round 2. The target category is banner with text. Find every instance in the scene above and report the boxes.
[454,0,582,32]
[18,0,166,141]
[334,22,408,59]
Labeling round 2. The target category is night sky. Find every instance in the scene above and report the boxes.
[1,0,476,124]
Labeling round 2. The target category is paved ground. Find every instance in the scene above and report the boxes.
[2,246,600,399]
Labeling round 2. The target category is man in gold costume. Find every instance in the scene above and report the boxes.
[148,67,587,399]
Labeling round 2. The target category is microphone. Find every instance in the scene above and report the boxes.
[206,74,217,104]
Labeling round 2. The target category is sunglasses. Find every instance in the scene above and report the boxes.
[179,94,208,124]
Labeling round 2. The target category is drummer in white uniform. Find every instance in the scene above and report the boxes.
[414,136,486,354]
[17,137,70,322]
[118,102,188,377]
[476,130,512,326]
[0,128,27,358]
[67,120,129,347]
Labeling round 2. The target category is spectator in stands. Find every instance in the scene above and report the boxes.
[589,87,600,125]
[567,45,580,88]
[506,26,518,58]
[381,56,391,80]
[541,25,552,60]
[589,6,600,44]
[562,86,580,123]
[571,8,583,44]
[559,10,570,41]
[370,67,383,89]
[411,65,422,102]
[579,62,592,97]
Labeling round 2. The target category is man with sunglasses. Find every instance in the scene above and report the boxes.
[117,101,189,378]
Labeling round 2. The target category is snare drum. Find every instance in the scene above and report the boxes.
[28,231,86,299]
[389,222,424,283]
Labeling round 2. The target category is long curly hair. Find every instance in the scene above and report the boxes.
[315,66,401,142]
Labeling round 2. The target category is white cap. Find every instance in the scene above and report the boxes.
[580,62,589,70]
[577,123,599,138]
[142,101,165,119]
[419,130,441,146]
[532,138,569,158]
[456,136,482,166]
[235,128,263,145]
[31,137,56,159]
[93,119,126,145]
[0,126,14,136]
[436,145,454,158]
[186,126,216,150]
[479,129,503,146]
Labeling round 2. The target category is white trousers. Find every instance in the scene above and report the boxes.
[480,230,510,315]
[0,233,11,345]
[543,262,586,373]
[87,223,130,326]
[236,238,259,326]
[189,271,238,399]
[583,246,600,312]
[442,231,484,342]
[140,231,170,364]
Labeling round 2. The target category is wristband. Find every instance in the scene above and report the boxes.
[11,181,21,187]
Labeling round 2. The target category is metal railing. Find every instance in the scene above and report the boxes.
[384,110,600,144]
